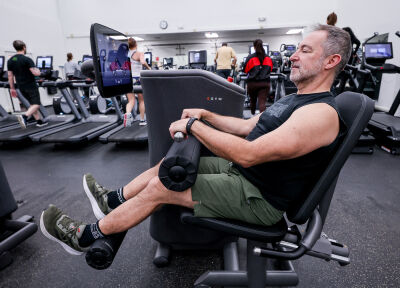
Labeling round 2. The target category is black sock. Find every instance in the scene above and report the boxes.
[107,187,126,209]
[37,119,43,124]
[78,220,105,247]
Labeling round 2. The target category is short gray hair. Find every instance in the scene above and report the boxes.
[311,24,352,77]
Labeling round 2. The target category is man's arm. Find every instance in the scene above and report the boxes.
[7,71,17,97]
[30,67,41,76]
[173,103,339,168]
[181,108,260,137]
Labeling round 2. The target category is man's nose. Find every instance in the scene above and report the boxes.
[289,51,299,62]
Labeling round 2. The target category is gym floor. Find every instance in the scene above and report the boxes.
[0,142,399,288]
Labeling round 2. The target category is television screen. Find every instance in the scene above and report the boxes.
[188,50,207,64]
[0,56,4,70]
[90,23,133,98]
[286,45,296,51]
[36,56,53,69]
[144,52,152,66]
[82,55,93,63]
[249,44,269,55]
[365,43,393,59]
[163,58,173,65]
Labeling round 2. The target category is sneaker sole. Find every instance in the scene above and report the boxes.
[83,175,106,220]
[17,115,26,129]
[40,212,83,256]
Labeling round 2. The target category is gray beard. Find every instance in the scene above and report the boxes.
[289,60,323,85]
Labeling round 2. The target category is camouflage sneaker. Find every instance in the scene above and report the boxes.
[40,205,88,255]
[83,174,113,220]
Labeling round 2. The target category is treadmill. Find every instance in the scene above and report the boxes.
[0,56,77,143]
[99,85,148,144]
[364,33,400,154]
[30,80,120,144]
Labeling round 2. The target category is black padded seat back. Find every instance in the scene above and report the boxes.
[141,69,245,166]
[287,92,374,224]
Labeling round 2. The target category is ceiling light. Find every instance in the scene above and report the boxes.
[286,29,303,35]
[133,36,144,41]
[205,32,218,38]
[110,35,128,40]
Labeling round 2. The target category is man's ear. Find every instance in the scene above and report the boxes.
[325,54,342,70]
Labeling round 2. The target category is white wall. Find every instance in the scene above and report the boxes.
[1,0,400,112]
[0,0,66,111]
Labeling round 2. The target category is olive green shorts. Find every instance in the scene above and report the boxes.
[191,157,284,226]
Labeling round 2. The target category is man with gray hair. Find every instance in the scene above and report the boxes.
[40,24,352,255]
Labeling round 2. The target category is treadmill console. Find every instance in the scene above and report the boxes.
[364,43,393,60]
[144,52,152,67]
[249,44,269,55]
[188,50,207,69]
[163,57,173,68]
[36,56,53,70]
[90,23,133,98]
[82,55,93,63]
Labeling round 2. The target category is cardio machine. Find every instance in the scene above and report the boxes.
[162,57,173,69]
[0,160,37,270]
[367,31,400,154]
[0,56,77,143]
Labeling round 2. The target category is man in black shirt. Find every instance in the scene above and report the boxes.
[7,40,48,128]
[41,24,352,255]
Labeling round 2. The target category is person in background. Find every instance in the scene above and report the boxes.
[243,39,273,114]
[64,53,80,80]
[7,40,48,128]
[326,12,337,26]
[124,37,151,127]
[214,43,237,79]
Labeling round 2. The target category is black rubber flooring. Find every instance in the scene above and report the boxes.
[0,142,399,288]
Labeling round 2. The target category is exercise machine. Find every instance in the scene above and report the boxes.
[83,89,373,288]
[0,160,37,270]
[367,31,400,154]
[269,51,282,73]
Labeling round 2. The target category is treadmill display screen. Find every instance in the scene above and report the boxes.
[249,44,269,55]
[82,55,93,62]
[188,50,207,64]
[163,58,173,66]
[90,23,133,98]
[271,51,281,56]
[144,52,152,66]
[0,56,4,71]
[365,43,393,59]
[286,45,296,51]
[36,56,52,69]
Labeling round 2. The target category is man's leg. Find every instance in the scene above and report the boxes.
[83,161,162,219]
[25,104,41,120]
[99,177,194,234]
[40,176,196,254]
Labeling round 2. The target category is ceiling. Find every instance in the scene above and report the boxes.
[130,27,304,45]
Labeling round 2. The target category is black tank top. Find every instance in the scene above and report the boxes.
[234,92,347,211]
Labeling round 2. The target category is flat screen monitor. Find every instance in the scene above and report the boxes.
[163,58,173,66]
[36,56,53,69]
[285,45,296,51]
[364,43,393,59]
[82,55,93,63]
[270,51,281,57]
[249,44,269,55]
[188,50,207,64]
[0,56,4,71]
[90,23,132,98]
[144,52,152,66]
